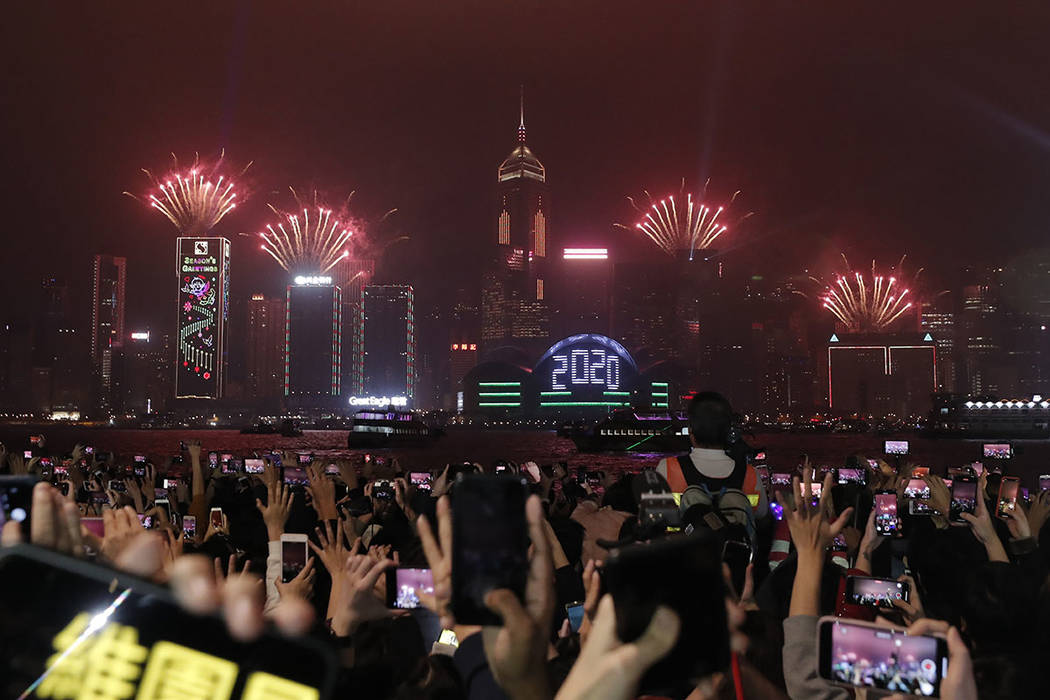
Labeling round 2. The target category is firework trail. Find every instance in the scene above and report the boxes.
[616,179,751,258]
[125,151,249,233]
[813,254,920,332]
[254,188,361,274]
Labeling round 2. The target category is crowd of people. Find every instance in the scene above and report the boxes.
[1,390,1049,699]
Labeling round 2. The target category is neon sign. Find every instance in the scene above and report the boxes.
[550,349,621,390]
[294,275,332,286]
[349,395,408,407]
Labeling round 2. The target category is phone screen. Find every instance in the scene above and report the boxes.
[0,476,35,535]
[0,546,336,697]
[281,538,308,583]
[244,458,265,474]
[134,455,146,463]
[182,515,196,539]
[451,475,529,625]
[884,440,909,456]
[837,468,865,485]
[604,532,729,692]
[566,603,585,633]
[23,450,32,459]
[1040,475,1050,492]
[386,568,435,609]
[208,452,219,467]
[298,453,312,465]
[998,478,1019,517]
[846,576,910,609]
[904,478,932,515]
[983,443,1012,459]
[210,508,223,529]
[874,492,900,536]
[819,618,946,695]
[410,472,432,492]
[771,472,791,486]
[950,479,977,522]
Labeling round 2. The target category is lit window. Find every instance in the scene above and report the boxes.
[498,210,511,245]
[533,211,546,257]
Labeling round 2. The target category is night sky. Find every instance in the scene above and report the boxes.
[4,2,1050,332]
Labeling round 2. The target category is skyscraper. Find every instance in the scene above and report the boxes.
[175,238,230,400]
[336,258,375,397]
[92,255,126,411]
[284,279,342,407]
[481,91,551,356]
[246,294,286,404]
[361,285,415,405]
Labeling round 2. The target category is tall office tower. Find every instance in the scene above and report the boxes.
[361,285,415,405]
[553,248,612,337]
[827,333,937,417]
[246,294,286,404]
[124,331,172,415]
[285,278,342,408]
[481,92,551,356]
[336,258,375,397]
[920,299,956,392]
[34,276,84,412]
[0,321,33,412]
[1000,255,1050,395]
[92,255,127,411]
[959,274,1002,396]
[175,238,230,400]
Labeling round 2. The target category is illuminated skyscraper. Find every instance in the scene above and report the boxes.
[92,255,126,411]
[246,294,286,403]
[285,278,342,407]
[175,238,230,400]
[362,285,415,405]
[336,258,375,397]
[481,90,551,355]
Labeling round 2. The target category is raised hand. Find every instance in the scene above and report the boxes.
[305,463,338,521]
[555,595,679,700]
[856,507,888,575]
[1002,501,1032,540]
[309,518,350,575]
[786,471,853,562]
[329,550,399,637]
[276,557,316,601]
[480,496,556,700]
[255,478,293,541]
[0,482,83,557]
[417,496,454,628]
[960,473,1008,562]
[1027,489,1050,537]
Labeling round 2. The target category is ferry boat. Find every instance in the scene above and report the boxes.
[347,409,438,448]
[566,408,691,453]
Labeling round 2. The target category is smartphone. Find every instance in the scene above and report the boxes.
[297,453,312,465]
[410,471,432,493]
[494,464,509,474]
[281,533,309,583]
[162,478,179,490]
[154,498,173,525]
[108,479,126,494]
[874,491,901,537]
[209,507,223,529]
[950,476,977,523]
[867,459,879,468]
[372,480,395,500]
[325,463,340,476]
[221,452,233,464]
[771,472,791,487]
[208,451,219,467]
[57,481,70,497]
[1040,474,1050,492]
[133,465,146,478]
[23,450,32,459]
[182,515,196,540]
[845,575,911,609]
[133,454,147,463]
[604,532,730,693]
[0,545,337,696]
[837,468,866,485]
[884,440,909,456]
[139,514,153,529]
[29,435,43,446]
[911,467,930,478]
[983,443,1012,460]
[386,567,435,609]
[53,464,68,477]
[283,468,310,486]
[451,475,529,625]
[818,617,947,695]
[244,458,265,474]
[83,446,94,455]
[437,629,459,648]
[566,602,585,633]
[0,476,36,536]
[905,478,932,516]
[221,459,238,474]
[997,476,1020,518]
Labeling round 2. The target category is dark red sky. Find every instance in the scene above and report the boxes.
[4,2,1050,330]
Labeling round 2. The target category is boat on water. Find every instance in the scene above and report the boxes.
[565,408,691,453]
[240,419,303,437]
[347,408,439,448]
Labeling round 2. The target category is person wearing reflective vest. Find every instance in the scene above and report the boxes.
[655,391,769,519]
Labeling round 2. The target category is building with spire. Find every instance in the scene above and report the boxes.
[481,89,552,358]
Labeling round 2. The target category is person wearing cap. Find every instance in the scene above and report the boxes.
[655,391,768,518]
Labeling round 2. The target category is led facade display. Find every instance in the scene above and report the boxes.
[175,237,230,399]
[532,334,638,408]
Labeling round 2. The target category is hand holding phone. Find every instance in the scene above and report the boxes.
[818,617,947,695]
[874,491,901,537]
[281,534,309,583]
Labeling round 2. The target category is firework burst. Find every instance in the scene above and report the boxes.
[616,179,750,258]
[255,189,360,274]
[813,254,920,332]
[125,151,248,234]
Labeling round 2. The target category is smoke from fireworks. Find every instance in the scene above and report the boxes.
[814,254,919,332]
[616,180,750,258]
[256,189,358,274]
[125,152,248,234]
